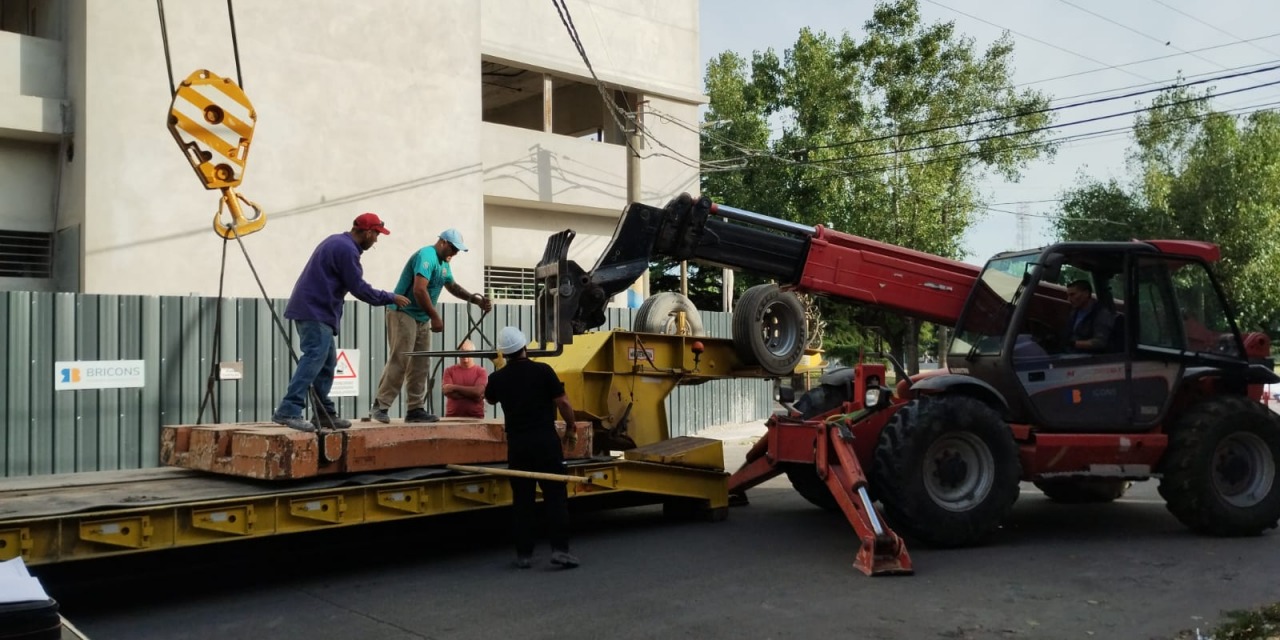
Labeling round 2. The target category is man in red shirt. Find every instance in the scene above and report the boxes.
[442,339,488,418]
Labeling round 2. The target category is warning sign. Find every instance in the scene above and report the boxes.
[331,349,360,397]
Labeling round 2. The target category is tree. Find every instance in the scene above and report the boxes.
[695,0,1056,370]
[1054,87,1280,335]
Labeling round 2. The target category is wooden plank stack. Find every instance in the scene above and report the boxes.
[160,418,593,480]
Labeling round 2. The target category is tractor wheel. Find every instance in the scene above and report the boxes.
[1158,396,1280,536]
[732,284,807,376]
[634,292,706,336]
[1033,478,1131,504]
[783,464,840,512]
[872,394,1021,547]
[792,373,854,421]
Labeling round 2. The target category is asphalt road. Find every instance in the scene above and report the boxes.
[33,421,1280,640]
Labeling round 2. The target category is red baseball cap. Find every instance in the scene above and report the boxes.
[353,212,390,235]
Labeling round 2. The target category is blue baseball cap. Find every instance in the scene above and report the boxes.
[440,228,467,252]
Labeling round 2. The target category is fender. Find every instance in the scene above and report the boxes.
[1183,364,1280,386]
[909,373,1010,414]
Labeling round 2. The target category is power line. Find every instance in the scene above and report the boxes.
[804,62,1280,153]
[790,98,1280,183]
[984,205,1128,226]
[1147,0,1280,60]
[660,59,1280,167]
[1015,32,1280,88]
[549,0,708,171]
[922,0,1158,83]
[1055,0,1230,71]
[801,77,1280,166]
[989,199,1064,206]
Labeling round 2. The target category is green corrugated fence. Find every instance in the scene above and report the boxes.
[0,292,772,478]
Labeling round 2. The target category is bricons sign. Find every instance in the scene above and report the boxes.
[54,360,146,391]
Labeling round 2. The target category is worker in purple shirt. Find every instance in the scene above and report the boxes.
[272,213,410,432]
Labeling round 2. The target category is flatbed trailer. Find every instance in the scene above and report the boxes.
[0,437,728,566]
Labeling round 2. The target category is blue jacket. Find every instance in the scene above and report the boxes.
[285,232,395,334]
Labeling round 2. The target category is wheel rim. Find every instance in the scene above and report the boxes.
[657,312,694,336]
[923,432,995,512]
[760,300,801,357]
[1213,431,1276,508]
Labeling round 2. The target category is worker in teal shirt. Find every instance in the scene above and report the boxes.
[371,228,491,423]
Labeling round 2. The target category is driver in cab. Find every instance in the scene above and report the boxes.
[1063,279,1115,353]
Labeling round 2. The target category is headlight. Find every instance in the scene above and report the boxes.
[864,387,882,408]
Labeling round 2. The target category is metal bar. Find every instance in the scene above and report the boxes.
[446,464,594,485]
[711,203,816,236]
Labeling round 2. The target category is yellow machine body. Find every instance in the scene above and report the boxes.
[539,330,783,450]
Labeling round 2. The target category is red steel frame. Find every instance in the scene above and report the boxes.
[728,364,913,576]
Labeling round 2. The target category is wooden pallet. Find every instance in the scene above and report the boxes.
[160,418,592,480]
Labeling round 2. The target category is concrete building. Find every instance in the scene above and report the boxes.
[0,0,702,301]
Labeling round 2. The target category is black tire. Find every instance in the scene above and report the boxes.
[1157,396,1280,536]
[793,378,853,421]
[732,284,807,376]
[872,395,1021,547]
[634,292,706,336]
[783,463,840,512]
[1033,478,1131,504]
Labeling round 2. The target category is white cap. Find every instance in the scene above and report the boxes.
[497,326,528,355]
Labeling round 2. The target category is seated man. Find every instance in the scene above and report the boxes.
[442,339,488,418]
[1063,279,1116,353]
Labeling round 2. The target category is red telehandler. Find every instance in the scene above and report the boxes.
[536,193,1280,575]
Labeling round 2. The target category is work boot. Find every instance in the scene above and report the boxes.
[405,409,439,423]
[514,555,533,570]
[549,550,579,569]
[370,407,390,424]
[272,414,317,433]
[312,413,352,430]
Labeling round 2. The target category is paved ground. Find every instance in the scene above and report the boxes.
[33,420,1280,640]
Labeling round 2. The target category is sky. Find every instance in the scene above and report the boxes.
[698,0,1280,264]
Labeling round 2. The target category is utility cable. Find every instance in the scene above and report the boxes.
[1016,32,1280,88]
[227,0,244,88]
[803,62,1280,153]
[1148,0,1280,59]
[196,235,232,424]
[812,97,1280,183]
[228,227,327,424]
[550,0,708,171]
[1055,0,1229,71]
[922,0,1158,83]
[667,58,1280,171]
[156,0,175,96]
[800,77,1280,166]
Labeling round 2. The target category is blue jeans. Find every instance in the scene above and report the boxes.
[275,320,338,419]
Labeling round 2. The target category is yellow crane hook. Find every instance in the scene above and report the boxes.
[166,69,265,239]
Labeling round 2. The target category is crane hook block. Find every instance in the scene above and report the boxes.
[167,69,256,189]
[166,69,265,238]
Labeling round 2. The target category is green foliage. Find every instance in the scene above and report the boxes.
[1212,602,1280,639]
[1054,88,1280,334]
[700,0,1055,365]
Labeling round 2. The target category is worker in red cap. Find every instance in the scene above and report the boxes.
[371,228,492,424]
[272,213,409,432]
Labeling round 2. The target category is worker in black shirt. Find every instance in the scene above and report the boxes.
[485,326,580,570]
